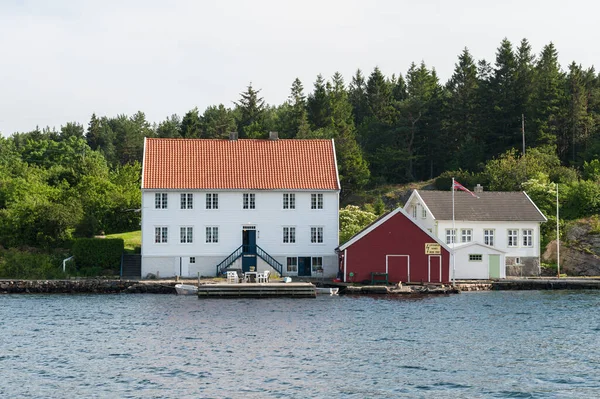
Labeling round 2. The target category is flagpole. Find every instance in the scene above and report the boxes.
[452,178,456,285]
[556,183,560,278]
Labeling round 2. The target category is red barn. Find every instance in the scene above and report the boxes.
[337,207,451,284]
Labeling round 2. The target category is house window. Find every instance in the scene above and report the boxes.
[421,207,427,218]
[469,254,483,262]
[206,193,219,209]
[155,193,168,209]
[484,229,495,246]
[154,227,168,243]
[311,257,323,273]
[311,193,323,209]
[522,229,533,247]
[243,193,255,209]
[180,227,193,243]
[311,227,324,243]
[412,205,417,218]
[283,193,296,209]
[515,257,521,265]
[286,257,298,273]
[206,226,219,243]
[508,229,519,247]
[461,229,472,243]
[180,193,193,209]
[445,229,456,244]
[189,257,195,263]
[283,227,296,243]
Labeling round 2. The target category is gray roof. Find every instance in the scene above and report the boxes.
[416,191,547,222]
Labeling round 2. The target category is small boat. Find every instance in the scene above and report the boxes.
[175,284,198,295]
[315,287,339,296]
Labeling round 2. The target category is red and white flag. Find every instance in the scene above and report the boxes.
[453,180,478,198]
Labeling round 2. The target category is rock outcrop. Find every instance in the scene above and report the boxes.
[542,219,600,276]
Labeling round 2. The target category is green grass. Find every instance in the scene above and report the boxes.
[106,231,141,253]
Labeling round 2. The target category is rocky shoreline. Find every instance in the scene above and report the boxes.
[0,279,178,294]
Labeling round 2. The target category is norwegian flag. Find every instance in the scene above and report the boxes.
[453,180,478,198]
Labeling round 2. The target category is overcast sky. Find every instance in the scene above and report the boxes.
[1,0,598,136]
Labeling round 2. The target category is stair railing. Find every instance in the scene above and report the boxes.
[256,245,283,276]
[215,245,244,275]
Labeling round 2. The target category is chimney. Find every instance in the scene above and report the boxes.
[269,131,279,140]
[474,184,483,193]
[229,131,238,141]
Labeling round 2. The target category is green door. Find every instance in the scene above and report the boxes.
[488,254,501,279]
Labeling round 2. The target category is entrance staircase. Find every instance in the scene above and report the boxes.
[216,245,283,276]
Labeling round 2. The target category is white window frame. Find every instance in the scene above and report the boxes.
[180,226,193,244]
[445,229,456,244]
[310,226,324,244]
[283,193,296,210]
[311,257,323,273]
[286,257,298,273]
[243,193,256,209]
[469,254,483,262]
[154,226,168,243]
[155,193,168,209]
[206,226,219,243]
[206,193,218,210]
[421,207,427,218]
[180,193,193,209]
[461,229,472,243]
[311,193,323,210]
[412,205,417,218]
[508,229,519,247]
[522,229,533,247]
[283,226,296,244]
[484,229,495,246]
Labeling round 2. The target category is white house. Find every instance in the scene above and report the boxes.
[140,135,340,279]
[404,188,547,278]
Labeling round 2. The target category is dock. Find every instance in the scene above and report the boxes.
[197,282,317,298]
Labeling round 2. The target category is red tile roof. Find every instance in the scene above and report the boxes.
[142,138,340,190]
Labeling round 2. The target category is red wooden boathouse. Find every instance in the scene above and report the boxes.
[337,207,451,284]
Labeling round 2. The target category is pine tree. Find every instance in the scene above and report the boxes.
[348,69,369,126]
[180,107,202,138]
[235,83,266,138]
[366,66,393,124]
[201,105,236,138]
[288,78,310,138]
[307,75,329,130]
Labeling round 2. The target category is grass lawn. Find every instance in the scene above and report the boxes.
[106,231,141,253]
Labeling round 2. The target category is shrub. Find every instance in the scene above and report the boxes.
[434,170,481,191]
[0,249,65,279]
[72,238,124,273]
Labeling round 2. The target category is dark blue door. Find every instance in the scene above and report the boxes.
[242,229,257,272]
[298,257,312,277]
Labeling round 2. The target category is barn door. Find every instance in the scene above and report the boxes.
[386,255,410,283]
[428,255,442,283]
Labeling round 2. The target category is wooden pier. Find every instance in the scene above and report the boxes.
[197,282,317,298]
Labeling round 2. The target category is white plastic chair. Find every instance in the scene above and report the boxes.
[226,271,239,284]
[257,270,270,283]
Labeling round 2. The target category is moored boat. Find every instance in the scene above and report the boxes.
[175,284,198,295]
[315,287,339,296]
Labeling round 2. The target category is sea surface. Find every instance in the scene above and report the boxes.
[1,291,599,398]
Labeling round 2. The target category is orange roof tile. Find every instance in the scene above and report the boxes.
[142,138,340,190]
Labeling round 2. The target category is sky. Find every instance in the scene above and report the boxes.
[1,0,599,136]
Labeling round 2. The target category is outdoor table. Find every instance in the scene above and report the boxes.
[244,271,258,283]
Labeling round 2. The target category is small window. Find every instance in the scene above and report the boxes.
[445,229,456,244]
[469,254,483,262]
[311,257,323,273]
[515,257,521,265]
[421,207,427,218]
[154,227,168,243]
[283,193,296,209]
[522,229,533,247]
[243,193,255,209]
[311,227,323,243]
[484,229,495,246]
[311,193,323,209]
[206,193,218,209]
[412,205,417,218]
[508,229,519,247]
[180,227,193,243]
[180,193,193,209]
[206,226,219,243]
[461,229,472,243]
[189,257,196,264]
[155,193,168,209]
[283,227,296,243]
[287,257,298,273]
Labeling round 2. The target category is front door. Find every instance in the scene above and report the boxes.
[298,257,312,277]
[180,257,190,277]
[387,255,409,283]
[428,255,442,283]
[488,254,501,279]
[242,228,257,273]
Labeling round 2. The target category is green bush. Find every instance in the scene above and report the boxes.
[72,238,124,273]
[0,249,65,279]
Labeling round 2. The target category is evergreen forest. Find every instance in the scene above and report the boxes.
[1,38,600,277]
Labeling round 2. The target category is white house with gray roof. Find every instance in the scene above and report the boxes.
[404,188,548,278]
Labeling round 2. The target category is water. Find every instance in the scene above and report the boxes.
[1,291,599,398]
